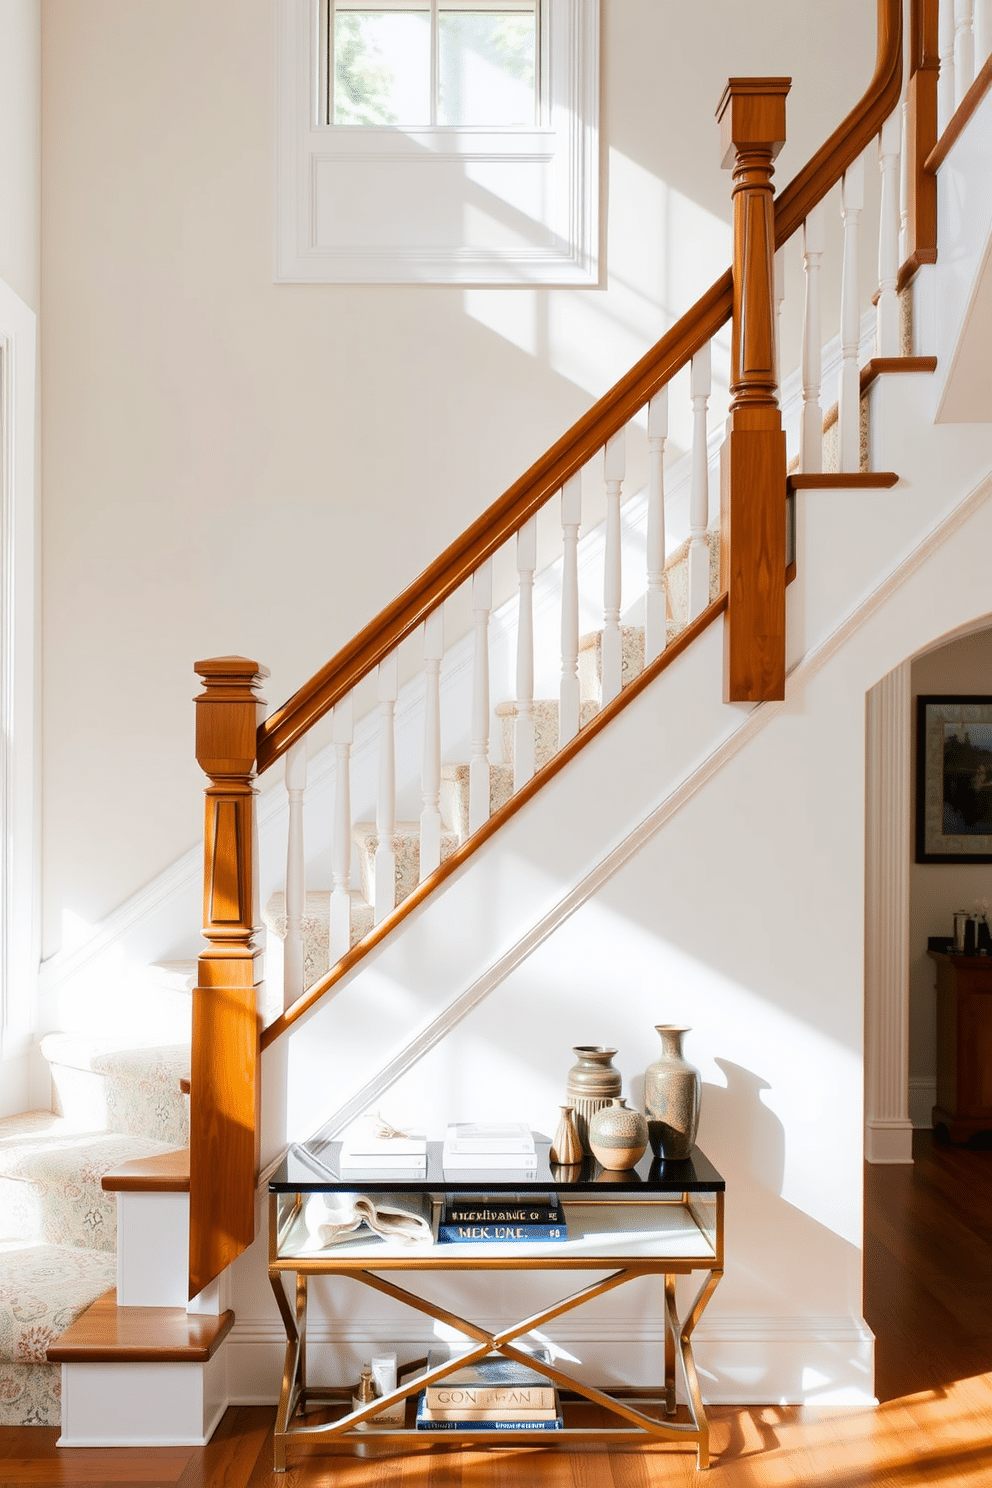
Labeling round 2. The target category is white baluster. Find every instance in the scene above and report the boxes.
[601,429,625,703]
[373,652,398,924]
[876,111,902,359]
[419,608,444,881]
[645,390,668,664]
[559,476,582,747]
[283,740,306,1008]
[955,0,975,106]
[939,0,956,132]
[688,343,711,620]
[469,560,492,834]
[514,517,537,789]
[773,249,785,388]
[976,0,992,70]
[800,203,825,474]
[329,694,354,964]
[838,155,864,475]
[899,99,909,264]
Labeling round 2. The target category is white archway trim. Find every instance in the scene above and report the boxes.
[865,661,914,1164]
[0,275,37,1114]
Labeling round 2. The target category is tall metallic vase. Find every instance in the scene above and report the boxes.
[644,1025,700,1160]
[565,1046,622,1153]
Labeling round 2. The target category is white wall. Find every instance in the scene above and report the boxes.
[39,0,875,957]
[908,627,992,1126]
[0,0,40,311]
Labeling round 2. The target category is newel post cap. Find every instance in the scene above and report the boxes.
[716,77,791,167]
[194,656,269,778]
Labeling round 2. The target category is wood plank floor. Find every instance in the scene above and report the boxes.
[4,1130,990,1486]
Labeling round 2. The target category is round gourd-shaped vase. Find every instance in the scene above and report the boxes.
[644,1025,701,1160]
[565,1046,622,1153]
[588,1097,649,1170]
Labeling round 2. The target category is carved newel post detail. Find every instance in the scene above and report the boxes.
[190,655,269,1297]
[716,78,790,702]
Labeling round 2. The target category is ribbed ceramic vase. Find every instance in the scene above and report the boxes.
[588,1098,649,1170]
[550,1105,583,1166]
[644,1025,700,1160]
[565,1046,622,1154]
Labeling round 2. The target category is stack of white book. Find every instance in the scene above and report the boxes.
[441,1123,537,1172]
[338,1122,427,1174]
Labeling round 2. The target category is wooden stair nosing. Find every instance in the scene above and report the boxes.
[46,1289,234,1364]
[101,1147,190,1193]
[788,472,899,491]
[860,355,938,395]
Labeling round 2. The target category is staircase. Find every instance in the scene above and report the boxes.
[14,0,992,1445]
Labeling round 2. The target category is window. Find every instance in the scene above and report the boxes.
[332,1,539,129]
[274,0,598,284]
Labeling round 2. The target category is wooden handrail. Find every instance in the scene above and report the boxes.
[256,0,901,775]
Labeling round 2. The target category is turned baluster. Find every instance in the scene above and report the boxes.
[939,0,956,131]
[716,76,789,703]
[191,655,268,1295]
[688,343,711,622]
[328,693,354,964]
[469,561,492,834]
[877,111,902,358]
[955,0,975,105]
[374,653,398,923]
[645,390,668,665]
[976,0,992,68]
[559,475,582,746]
[800,202,825,473]
[838,154,864,474]
[283,739,307,1007]
[420,608,444,880]
[601,429,625,703]
[514,517,537,789]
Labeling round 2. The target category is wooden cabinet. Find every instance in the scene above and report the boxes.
[929,952,992,1143]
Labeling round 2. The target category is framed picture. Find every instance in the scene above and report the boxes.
[916,695,992,863]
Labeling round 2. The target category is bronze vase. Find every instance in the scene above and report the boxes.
[644,1025,700,1160]
[550,1105,583,1166]
[565,1046,622,1153]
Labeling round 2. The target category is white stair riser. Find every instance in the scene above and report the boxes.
[48,1060,189,1148]
[117,1191,190,1307]
[58,1355,227,1447]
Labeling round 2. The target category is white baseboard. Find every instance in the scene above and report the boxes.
[865,1119,914,1164]
[224,1314,875,1409]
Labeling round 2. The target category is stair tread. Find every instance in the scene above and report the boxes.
[40,1032,190,1076]
[46,1288,234,1363]
[101,1147,189,1193]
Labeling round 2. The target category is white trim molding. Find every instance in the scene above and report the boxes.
[274,0,599,284]
[864,661,914,1164]
[0,275,37,1112]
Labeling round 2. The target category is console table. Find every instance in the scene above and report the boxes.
[268,1142,725,1471]
[929,950,992,1142]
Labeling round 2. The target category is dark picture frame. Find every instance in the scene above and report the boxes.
[916,695,992,863]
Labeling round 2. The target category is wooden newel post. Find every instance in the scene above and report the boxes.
[190,655,269,1298]
[717,78,790,703]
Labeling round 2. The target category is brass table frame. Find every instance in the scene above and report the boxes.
[268,1187,724,1472]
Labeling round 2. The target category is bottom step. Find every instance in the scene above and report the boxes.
[49,1290,234,1447]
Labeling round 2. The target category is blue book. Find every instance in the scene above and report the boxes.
[437,1223,566,1243]
[415,1395,562,1431]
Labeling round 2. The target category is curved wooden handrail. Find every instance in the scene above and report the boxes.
[256,0,901,776]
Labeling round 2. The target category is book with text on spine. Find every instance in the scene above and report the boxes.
[442,1191,562,1225]
[425,1350,555,1410]
[437,1223,565,1243]
[415,1395,562,1431]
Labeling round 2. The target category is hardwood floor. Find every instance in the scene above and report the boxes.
[4,1130,990,1486]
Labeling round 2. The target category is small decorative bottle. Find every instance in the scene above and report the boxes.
[565,1046,622,1153]
[352,1365,377,1430]
[551,1105,583,1166]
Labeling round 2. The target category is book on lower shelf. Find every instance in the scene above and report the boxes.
[415,1395,562,1430]
[442,1192,563,1225]
[424,1350,555,1411]
[437,1222,565,1243]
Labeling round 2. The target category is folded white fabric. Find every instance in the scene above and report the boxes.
[303,1190,434,1248]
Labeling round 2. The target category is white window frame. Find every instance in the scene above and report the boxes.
[274,0,599,285]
